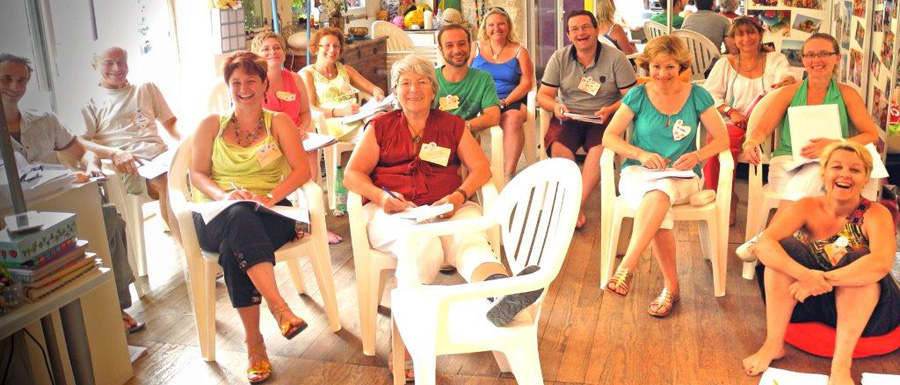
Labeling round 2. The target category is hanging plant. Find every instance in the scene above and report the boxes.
[211,0,242,10]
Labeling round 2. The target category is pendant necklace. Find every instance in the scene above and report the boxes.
[231,113,264,147]
[490,40,508,61]
[408,122,424,144]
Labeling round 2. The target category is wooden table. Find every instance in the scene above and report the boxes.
[286,36,389,91]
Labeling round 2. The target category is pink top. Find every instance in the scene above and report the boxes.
[263,70,303,126]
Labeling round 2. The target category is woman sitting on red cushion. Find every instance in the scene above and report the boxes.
[743,141,899,385]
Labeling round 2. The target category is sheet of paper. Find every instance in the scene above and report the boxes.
[190,200,310,226]
[641,168,697,181]
[758,367,828,385]
[787,104,843,161]
[137,148,176,179]
[340,94,397,124]
[861,372,900,385]
[563,112,604,124]
[303,132,338,152]
[864,143,889,179]
[392,203,454,223]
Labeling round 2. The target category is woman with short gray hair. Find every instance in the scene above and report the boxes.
[718,0,740,19]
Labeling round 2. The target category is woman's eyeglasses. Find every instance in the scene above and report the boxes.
[801,52,838,59]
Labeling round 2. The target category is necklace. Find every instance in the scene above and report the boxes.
[408,122,425,144]
[738,53,762,73]
[489,40,508,61]
[230,113,264,147]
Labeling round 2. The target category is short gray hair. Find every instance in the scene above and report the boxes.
[718,0,738,13]
[92,46,128,66]
[0,53,33,78]
[390,55,438,95]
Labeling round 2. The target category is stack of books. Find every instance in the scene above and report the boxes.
[0,212,100,302]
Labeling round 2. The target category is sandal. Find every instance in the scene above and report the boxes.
[605,268,633,297]
[387,351,415,383]
[271,303,308,340]
[246,341,272,383]
[122,312,146,334]
[648,288,680,318]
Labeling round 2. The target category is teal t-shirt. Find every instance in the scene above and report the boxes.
[773,79,852,157]
[650,12,684,29]
[621,84,715,176]
[434,67,500,120]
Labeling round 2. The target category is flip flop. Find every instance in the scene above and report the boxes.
[127,321,146,334]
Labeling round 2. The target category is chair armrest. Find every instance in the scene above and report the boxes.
[486,125,505,189]
[600,148,617,200]
[479,181,499,214]
[310,110,329,135]
[298,181,328,236]
[715,149,735,194]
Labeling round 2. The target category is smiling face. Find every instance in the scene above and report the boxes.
[566,15,599,52]
[396,71,435,114]
[95,48,129,89]
[228,67,266,107]
[316,34,343,64]
[802,37,840,78]
[822,149,869,199]
[256,37,286,68]
[0,60,30,106]
[484,13,509,42]
[439,28,471,68]
[733,25,762,55]
[648,54,682,87]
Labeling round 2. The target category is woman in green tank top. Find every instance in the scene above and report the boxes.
[736,34,880,263]
[191,52,313,383]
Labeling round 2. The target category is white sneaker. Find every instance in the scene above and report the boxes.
[736,233,761,262]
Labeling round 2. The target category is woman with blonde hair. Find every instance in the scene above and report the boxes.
[601,35,728,317]
[743,141,899,385]
[596,0,637,54]
[469,7,535,181]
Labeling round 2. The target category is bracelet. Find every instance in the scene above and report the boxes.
[330,107,335,117]
[454,188,469,201]
[742,139,759,149]
[692,152,702,162]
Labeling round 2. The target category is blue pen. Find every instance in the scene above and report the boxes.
[381,187,415,207]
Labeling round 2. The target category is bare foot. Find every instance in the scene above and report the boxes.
[327,230,343,244]
[742,344,786,376]
[575,211,586,229]
[828,367,854,385]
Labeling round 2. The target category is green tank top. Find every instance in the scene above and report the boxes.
[306,62,363,140]
[192,109,287,202]
[773,79,853,157]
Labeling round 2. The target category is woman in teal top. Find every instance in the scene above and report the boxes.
[602,36,728,317]
[736,33,879,262]
[191,52,312,383]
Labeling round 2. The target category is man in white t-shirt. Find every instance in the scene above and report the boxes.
[81,47,180,228]
[1,53,144,333]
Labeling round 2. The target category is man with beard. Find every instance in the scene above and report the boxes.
[537,10,636,228]
[434,24,501,133]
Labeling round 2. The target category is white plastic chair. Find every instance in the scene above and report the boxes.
[388,158,582,385]
[167,136,341,361]
[311,110,356,210]
[672,30,722,83]
[473,126,506,190]
[347,172,501,357]
[643,20,668,40]
[522,90,538,166]
[598,113,732,297]
[371,21,442,70]
[742,89,785,280]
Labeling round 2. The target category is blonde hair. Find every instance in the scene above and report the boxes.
[819,140,874,179]
[390,55,438,95]
[718,0,739,13]
[595,0,617,24]
[476,7,519,44]
[635,35,692,73]
[250,32,287,54]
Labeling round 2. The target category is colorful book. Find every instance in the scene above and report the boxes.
[25,260,100,301]
[22,253,96,288]
[11,247,90,284]
[7,239,83,272]
[0,212,77,265]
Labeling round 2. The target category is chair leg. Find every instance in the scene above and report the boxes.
[127,195,149,277]
[713,218,727,297]
[499,337,544,385]
[742,205,770,280]
[698,219,713,261]
[523,120,537,166]
[358,269,379,356]
[391,318,409,385]
[601,214,622,287]
[324,146,337,211]
[306,241,342,332]
[285,258,308,296]
[197,263,217,361]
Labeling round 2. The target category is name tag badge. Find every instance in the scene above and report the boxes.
[133,108,152,129]
[419,142,451,166]
[256,142,283,167]
[438,95,460,111]
[672,119,691,141]
[577,76,601,96]
[276,91,296,102]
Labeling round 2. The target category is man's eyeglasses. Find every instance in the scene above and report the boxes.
[801,51,838,59]
[567,25,594,34]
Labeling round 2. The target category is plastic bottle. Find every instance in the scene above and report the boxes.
[335,165,348,214]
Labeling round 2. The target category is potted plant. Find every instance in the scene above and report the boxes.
[317,0,348,30]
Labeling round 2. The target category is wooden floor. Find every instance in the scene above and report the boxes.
[125,176,900,385]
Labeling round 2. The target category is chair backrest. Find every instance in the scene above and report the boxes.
[166,136,204,262]
[371,21,414,51]
[643,20,668,40]
[672,29,721,82]
[207,82,231,114]
[488,158,581,277]
[746,87,785,160]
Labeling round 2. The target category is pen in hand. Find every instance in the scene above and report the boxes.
[381,187,416,208]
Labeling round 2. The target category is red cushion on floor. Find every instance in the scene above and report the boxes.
[784,322,900,358]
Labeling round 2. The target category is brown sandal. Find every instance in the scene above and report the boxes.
[648,288,680,318]
[247,341,272,383]
[605,268,634,297]
[271,303,308,340]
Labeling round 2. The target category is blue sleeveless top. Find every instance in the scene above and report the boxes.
[471,43,522,100]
